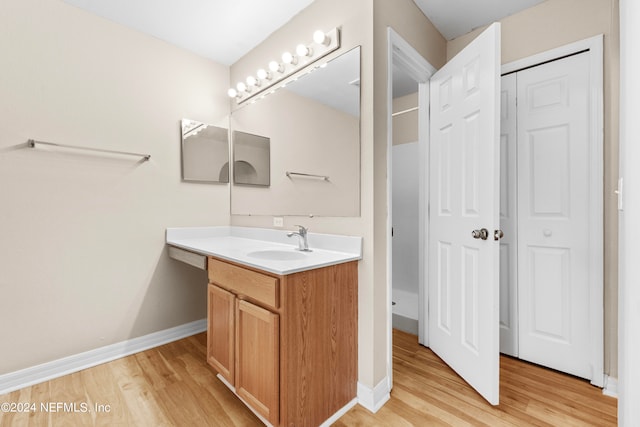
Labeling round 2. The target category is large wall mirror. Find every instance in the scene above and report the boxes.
[181,119,229,183]
[230,46,361,217]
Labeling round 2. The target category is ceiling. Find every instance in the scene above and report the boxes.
[284,47,361,117]
[63,0,546,66]
[61,0,315,66]
[413,0,547,40]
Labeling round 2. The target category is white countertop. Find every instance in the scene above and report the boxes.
[166,226,362,275]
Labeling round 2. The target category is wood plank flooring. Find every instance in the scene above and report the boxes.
[335,330,617,427]
[0,333,261,427]
[0,330,617,426]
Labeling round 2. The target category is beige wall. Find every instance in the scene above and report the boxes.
[448,0,620,377]
[393,93,419,145]
[230,0,446,389]
[0,0,230,374]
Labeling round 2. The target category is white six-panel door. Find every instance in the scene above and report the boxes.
[516,52,594,380]
[428,23,501,405]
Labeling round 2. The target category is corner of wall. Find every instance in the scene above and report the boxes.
[357,377,391,413]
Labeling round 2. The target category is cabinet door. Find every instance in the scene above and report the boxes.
[235,299,279,426]
[207,284,235,385]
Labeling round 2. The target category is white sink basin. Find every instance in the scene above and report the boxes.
[246,249,309,261]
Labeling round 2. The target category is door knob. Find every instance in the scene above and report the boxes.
[471,228,489,240]
[494,229,504,241]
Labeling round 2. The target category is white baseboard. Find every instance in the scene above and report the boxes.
[0,319,207,396]
[603,375,619,398]
[357,377,390,413]
[319,398,358,426]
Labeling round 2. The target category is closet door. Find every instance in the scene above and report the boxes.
[499,73,518,357]
[516,52,593,380]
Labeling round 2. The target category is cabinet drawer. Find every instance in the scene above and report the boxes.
[208,257,279,309]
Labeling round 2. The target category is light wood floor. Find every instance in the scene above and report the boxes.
[0,330,616,426]
[335,330,617,426]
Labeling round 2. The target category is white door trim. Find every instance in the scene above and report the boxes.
[502,35,604,387]
[386,27,436,389]
[619,1,640,423]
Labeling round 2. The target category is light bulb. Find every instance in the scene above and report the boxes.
[257,68,271,80]
[236,81,248,93]
[269,60,283,73]
[246,75,259,87]
[282,51,298,65]
[227,88,238,98]
[296,44,312,57]
[313,30,330,46]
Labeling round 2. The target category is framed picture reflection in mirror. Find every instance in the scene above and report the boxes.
[233,130,270,186]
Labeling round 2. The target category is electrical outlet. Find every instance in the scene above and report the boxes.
[273,216,284,227]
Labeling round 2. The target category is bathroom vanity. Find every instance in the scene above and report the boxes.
[166,227,361,426]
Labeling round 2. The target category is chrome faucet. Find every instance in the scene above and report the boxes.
[287,225,312,252]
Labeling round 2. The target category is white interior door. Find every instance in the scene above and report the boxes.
[428,23,501,405]
[499,73,519,357]
[516,52,594,380]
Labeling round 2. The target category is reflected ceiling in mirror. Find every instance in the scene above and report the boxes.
[231,46,361,217]
[181,119,229,183]
[283,49,360,118]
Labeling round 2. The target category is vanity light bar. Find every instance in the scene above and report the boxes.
[229,27,341,104]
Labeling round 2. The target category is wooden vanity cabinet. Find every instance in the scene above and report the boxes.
[207,284,235,385]
[206,256,358,427]
[235,299,279,423]
[207,258,280,425]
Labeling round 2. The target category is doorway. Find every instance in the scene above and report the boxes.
[386,29,436,389]
[391,71,420,336]
[388,25,502,403]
